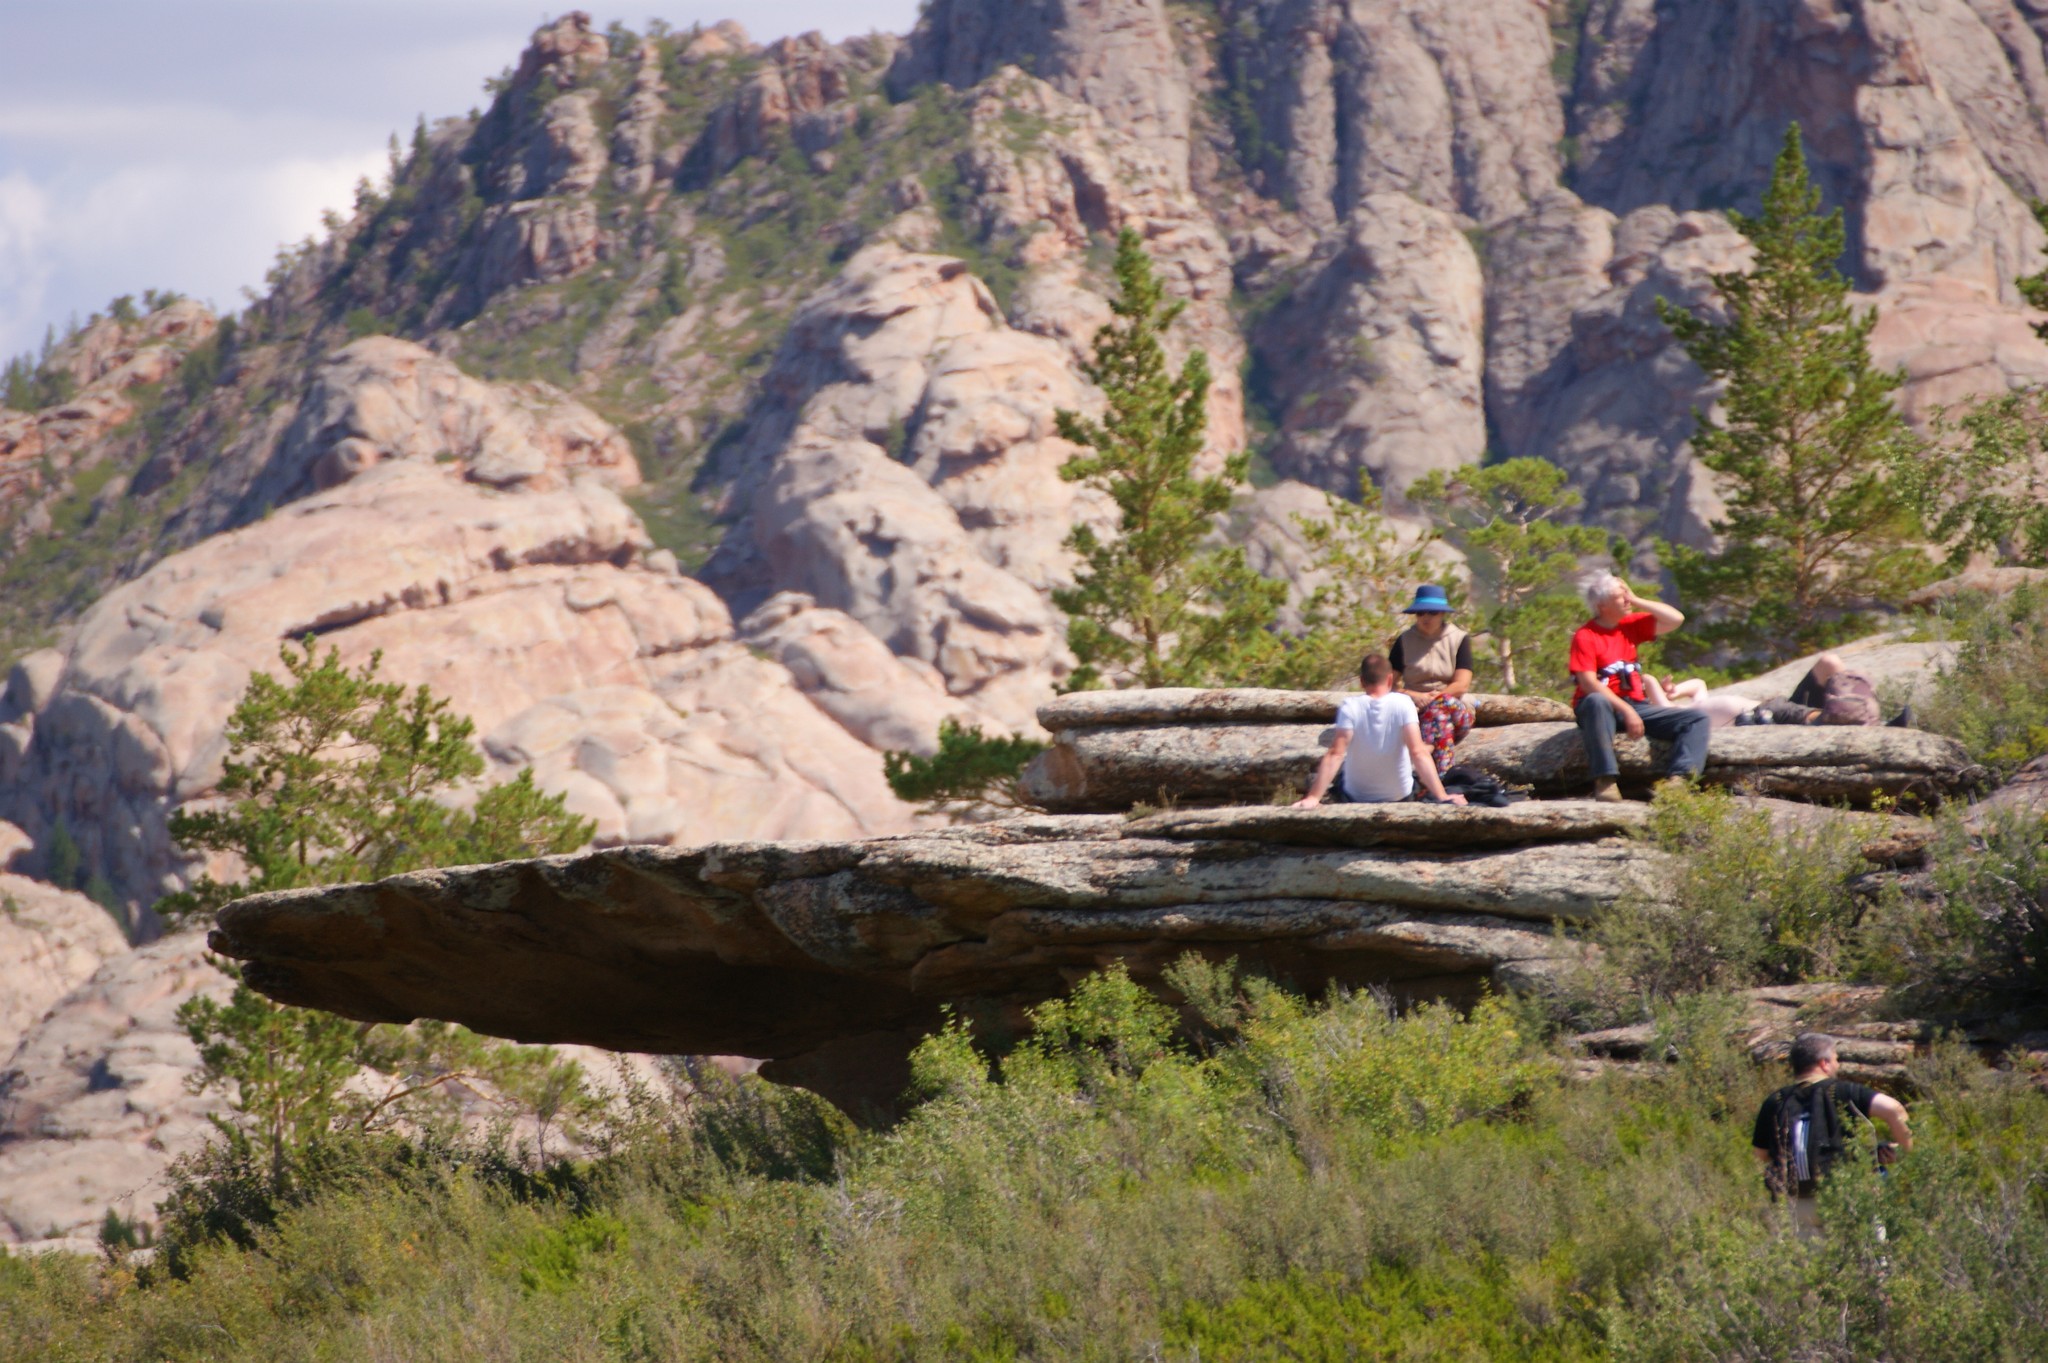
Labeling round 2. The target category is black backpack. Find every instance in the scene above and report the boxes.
[1763,1080,1847,1198]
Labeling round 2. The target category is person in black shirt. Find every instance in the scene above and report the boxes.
[1752,1032,1914,1238]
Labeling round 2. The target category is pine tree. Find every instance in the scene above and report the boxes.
[1410,458,1611,694]
[1267,474,1440,689]
[1053,229,1286,690]
[1655,124,1927,662]
[1904,391,2048,569]
[160,637,593,921]
[883,718,1047,812]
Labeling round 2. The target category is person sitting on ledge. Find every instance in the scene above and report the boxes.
[1387,583,1474,778]
[1295,654,1466,808]
[1569,572,1710,802]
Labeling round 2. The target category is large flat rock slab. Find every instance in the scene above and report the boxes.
[1024,714,1984,812]
[1122,800,1651,848]
[1455,723,1983,805]
[1038,688,1569,731]
[210,811,1672,1105]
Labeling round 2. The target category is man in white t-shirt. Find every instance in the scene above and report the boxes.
[1294,654,1464,807]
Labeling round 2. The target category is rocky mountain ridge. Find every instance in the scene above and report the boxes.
[9,1,2048,914]
[7,0,2048,1250]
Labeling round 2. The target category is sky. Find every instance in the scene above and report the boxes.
[0,1,923,362]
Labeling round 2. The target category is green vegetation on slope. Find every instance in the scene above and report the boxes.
[2,962,2042,1361]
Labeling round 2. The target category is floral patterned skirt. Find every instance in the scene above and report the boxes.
[1417,695,1474,776]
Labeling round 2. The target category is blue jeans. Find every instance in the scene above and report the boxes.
[1574,694,1711,781]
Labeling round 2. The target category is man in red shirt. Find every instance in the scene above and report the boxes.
[1568,573,1711,801]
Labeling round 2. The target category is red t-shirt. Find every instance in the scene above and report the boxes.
[1569,612,1659,703]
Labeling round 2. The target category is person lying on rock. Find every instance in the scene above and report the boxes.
[1568,572,1710,802]
[1642,655,1912,730]
[1387,583,1474,777]
[1641,674,1756,728]
[1732,653,1915,729]
[1295,654,1466,808]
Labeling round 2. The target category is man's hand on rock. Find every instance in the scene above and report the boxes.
[1291,796,1322,809]
[1440,792,1468,806]
[1621,706,1646,740]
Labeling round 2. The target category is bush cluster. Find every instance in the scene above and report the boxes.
[3,961,2044,1361]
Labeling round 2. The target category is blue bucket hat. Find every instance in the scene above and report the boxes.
[1400,584,1453,614]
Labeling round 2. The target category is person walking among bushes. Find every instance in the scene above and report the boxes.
[1387,584,1474,777]
[1568,572,1711,801]
[1753,1032,1914,1239]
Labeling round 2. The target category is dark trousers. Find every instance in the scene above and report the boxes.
[1574,694,1711,781]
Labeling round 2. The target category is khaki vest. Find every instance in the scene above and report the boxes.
[1392,623,1468,689]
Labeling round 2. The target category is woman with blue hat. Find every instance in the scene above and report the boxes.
[1387,583,1473,776]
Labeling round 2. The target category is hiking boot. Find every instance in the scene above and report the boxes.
[1591,777,1624,803]
[1654,775,1695,798]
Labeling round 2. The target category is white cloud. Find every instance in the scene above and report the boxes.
[0,175,55,357]
[0,1,924,360]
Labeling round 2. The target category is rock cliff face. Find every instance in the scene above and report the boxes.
[0,874,128,1060]
[7,2,2048,916]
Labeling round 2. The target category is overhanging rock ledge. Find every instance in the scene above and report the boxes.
[211,802,1665,1110]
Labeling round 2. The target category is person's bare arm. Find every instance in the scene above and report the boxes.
[1575,669,1645,739]
[1403,725,1464,804]
[1441,666,1474,701]
[1870,1092,1913,1152]
[1624,585,1685,637]
[1293,731,1352,808]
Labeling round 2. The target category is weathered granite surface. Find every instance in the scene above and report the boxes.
[1022,708,1984,812]
[210,804,1669,1110]
[1037,688,1568,730]
[1455,724,1984,805]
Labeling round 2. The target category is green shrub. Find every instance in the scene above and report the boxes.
[3,963,2043,1362]
[1919,582,2048,778]
[1544,784,1867,1030]
[1859,805,2048,1014]
[882,718,1047,813]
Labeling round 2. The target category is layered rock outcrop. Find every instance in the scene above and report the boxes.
[1019,688,1982,811]
[0,300,217,535]
[210,801,1667,1113]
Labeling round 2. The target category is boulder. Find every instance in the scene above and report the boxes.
[1972,753,2048,819]
[0,873,129,1059]
[0,458,925,911]
[0,934,230,1249]
[1718,633,1959,708]
[1456,724,1984,806]
[209,808,1672,1111]
[1022,721,1326,811]
[1904,566,2048,607]
[0,931,665,1250]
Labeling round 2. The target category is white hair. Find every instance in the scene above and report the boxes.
[1583,572,1626,612]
